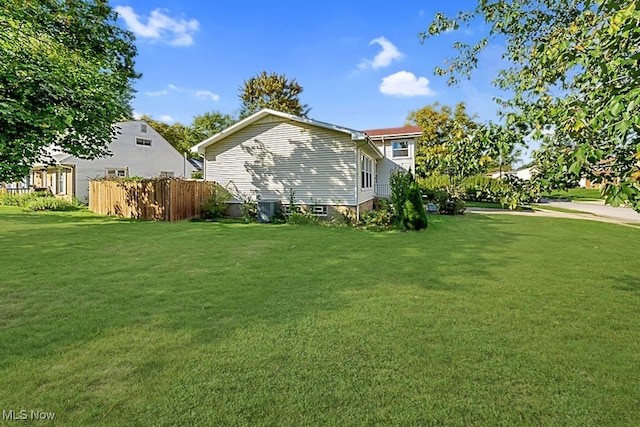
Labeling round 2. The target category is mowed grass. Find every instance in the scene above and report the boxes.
[543,188,604,201]
[1,207,639,426]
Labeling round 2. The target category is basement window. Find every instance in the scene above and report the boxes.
[310,205,328,216]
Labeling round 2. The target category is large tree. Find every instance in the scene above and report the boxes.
[421,0,640,210]
[238,71,309,119]
[0,0,139,181]
[185,111,237,147]
[408,103,487,177]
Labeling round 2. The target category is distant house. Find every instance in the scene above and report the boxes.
[26,121,196,203]
[190,109,421,219]
[490,166,536,181]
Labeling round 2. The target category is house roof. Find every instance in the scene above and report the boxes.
[191,108,382,158]
[364,126,422,138]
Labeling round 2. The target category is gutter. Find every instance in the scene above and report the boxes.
[355,147,360,222]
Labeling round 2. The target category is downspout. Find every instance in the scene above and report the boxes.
[354,147,360,222]
[200,153,206,180]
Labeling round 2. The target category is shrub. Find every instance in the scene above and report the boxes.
[287,211,318,225]
[437,191,466,215]
[201,184,231,219]
[0,191,48,207]
[402,182,428,230]
[240,197,258,223]
[389,169,414,224]
[26,197,81,211]
[418,173,539,209]
[361,204,394,230]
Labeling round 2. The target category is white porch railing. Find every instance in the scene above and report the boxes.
[375,183,390,198]
[1,187,33,194]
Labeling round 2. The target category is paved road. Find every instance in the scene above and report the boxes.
[535,200,640,223]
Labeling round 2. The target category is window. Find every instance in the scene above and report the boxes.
[392,141,409,158]
[283,204,327,216]
[135,137,152,146]
[106,168,127,178]
[310,205,328,216]
[57,170,66,194]
[140,124,147,133]
[160,171,174,178]
[361,155,373,189]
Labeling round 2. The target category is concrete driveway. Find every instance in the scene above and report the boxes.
[536,200,640,223]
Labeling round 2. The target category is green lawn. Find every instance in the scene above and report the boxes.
[1,207,639,426]
[542,187,603,201]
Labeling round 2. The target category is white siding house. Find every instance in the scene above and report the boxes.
[191,109,382,218]
[364,126,421,197]
[29,121,195,202]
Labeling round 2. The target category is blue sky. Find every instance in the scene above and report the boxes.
[111,0,506,132]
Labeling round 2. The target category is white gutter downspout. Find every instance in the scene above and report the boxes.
[200,153,206,180]
[354,147,360,222]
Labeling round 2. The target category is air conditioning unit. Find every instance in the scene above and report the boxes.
[257,200,281,223]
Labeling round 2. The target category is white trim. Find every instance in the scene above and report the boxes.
[190,108,382,159]
[135,137,152,147]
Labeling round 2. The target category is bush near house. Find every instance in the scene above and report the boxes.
[403,182,428,230]
[201,184,232,219]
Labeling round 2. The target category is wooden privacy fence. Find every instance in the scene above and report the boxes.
[89,179,213,221]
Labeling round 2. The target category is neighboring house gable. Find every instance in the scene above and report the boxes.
[191,109,382,217]
[29,121,195,202]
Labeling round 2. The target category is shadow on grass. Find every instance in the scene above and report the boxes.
[0,208,580,371]
[0,211,515,355]
[611,274,640,292]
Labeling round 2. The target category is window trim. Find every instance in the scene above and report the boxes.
[310,205,328,217]
[105,168,127,178]
[361,155,373,190]
[392,141,410,158]
[283,204,328,217]
[135,137,152,147]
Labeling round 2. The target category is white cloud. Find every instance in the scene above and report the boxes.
[160,115,173,122]
[144,84,219,102]
[114,6,199,46]
[145,90,169,96]
[379,71,435,97]
[195,90,220,101]
[132,111,143,119]
[358,37,403,70]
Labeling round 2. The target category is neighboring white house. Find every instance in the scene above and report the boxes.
[191,109,386,219]
[490,166,536,180]
[364,125,421,197]
[28,121,196,203]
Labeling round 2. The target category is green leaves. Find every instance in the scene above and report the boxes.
[0,0,139,182]
[423,0,640,211]
[238,71,309,119]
